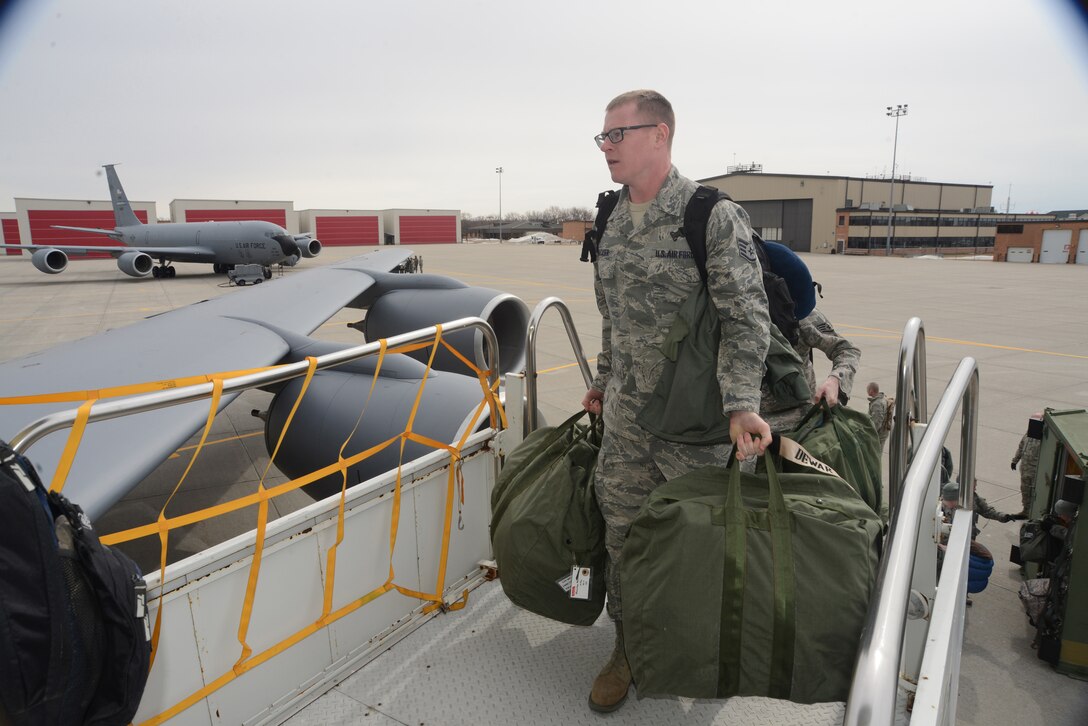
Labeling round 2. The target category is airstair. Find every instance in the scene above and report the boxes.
[10,305,979,726]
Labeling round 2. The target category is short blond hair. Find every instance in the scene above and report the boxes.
[606,89,675,148]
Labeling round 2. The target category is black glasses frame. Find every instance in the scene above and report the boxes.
[594,124,658,149]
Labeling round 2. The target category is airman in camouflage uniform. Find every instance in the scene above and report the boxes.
[759,308,861,433]
[581,90,770,713]
[868,382,892,449]
[1012,412,1044,516]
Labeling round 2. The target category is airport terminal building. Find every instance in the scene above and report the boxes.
[700,169,1006,256]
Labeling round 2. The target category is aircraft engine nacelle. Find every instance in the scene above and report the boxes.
[264,361,487,501]
[293,236,321,258]
[363,285,529,375]
[117,251,154,278]
[31,248,67,274]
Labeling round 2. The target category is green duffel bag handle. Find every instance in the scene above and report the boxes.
[792,398,834,435]
[490,410,602,530]
[718,439,797,699]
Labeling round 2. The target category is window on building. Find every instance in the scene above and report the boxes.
[997,224,1024,234]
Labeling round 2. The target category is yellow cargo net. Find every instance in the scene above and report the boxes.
[11,327,505,726]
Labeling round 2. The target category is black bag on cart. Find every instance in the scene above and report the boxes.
[490,411,606,626]
[0,440,152,726]
[621,442,881,704]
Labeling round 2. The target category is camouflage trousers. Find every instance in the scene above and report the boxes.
[1020,463,1037,514]
[594,426,733,622]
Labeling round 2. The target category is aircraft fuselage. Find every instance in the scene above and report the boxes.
[114,221,300,265]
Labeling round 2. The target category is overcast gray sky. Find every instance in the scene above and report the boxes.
[1,0,1085,218]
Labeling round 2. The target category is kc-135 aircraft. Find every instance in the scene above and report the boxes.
[0,164,322,278]
[0,248,529,520]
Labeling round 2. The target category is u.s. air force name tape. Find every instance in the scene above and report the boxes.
[776,436,841,479]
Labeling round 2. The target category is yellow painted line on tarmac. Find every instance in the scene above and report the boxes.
[168,431,263,459]
[839,324,1088,360]
[426,267,590,294]
[537,359,597,376]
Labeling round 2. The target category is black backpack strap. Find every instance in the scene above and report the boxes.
[580,189,620,263]
[679,185,731,284]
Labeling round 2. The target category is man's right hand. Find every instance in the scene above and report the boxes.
[582,388,603,415]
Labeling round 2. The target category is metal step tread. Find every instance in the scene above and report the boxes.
[288,580,845,726]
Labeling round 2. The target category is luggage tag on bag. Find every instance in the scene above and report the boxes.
[570,566,592,600]
[555,567,592,599]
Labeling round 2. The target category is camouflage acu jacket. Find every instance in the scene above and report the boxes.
[591,166,769,438]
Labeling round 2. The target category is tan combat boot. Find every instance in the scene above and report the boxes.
[588,623,631,713]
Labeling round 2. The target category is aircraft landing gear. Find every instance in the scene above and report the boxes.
[152,265,176,278]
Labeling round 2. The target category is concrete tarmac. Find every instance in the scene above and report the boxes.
[1,244,1086,724]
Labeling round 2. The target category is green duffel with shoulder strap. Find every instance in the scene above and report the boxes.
[490,411,606,626]
[621,443,881,703]
[773,400,884,514]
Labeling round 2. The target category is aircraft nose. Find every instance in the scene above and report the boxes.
[274,234,301,259]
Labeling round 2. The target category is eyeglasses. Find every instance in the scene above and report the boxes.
[594,124,658,149]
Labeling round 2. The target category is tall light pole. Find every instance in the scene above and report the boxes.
[495,166,503,242]
[885,104,908,255]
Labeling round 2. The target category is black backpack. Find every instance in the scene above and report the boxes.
[0,440,152,726]
[580,185,805,344]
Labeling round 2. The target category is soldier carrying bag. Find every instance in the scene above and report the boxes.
[620,437,881,704]
[490,411,607,626]
[0,440,152,726]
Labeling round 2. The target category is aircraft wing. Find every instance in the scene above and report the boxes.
[52,225,125,240]
[0,247,413,520]
[0,242,215,261]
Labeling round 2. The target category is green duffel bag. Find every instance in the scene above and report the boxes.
[774,400,884,514]
[621,444,881,704]
[490,411,606,626]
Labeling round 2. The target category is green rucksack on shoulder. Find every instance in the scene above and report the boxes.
[490,411,606,626]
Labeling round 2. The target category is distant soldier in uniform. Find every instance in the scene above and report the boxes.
[581,89,770,712]
[760,308,861,433]
[1012,412,1044,517]
[868,382,893,449]
[941,480,1018,531]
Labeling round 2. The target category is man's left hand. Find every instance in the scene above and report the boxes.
[813,377,841,406]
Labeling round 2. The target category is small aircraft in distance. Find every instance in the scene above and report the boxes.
[0,164,321,279]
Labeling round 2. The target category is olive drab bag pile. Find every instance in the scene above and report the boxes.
[581,185,814,445]
[490,411,607,626]
[620,439,882,703]
[0,440,152,726]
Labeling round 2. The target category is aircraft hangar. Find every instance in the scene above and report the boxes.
[1,212,20,256]
[10,197,158,259]
[2,196,462,252]
[169,198,293,228]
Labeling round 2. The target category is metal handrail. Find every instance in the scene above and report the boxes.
[10,317,501,456]
[844,356,978,726]
[889,317,928,514]
[523,297,594,433]
[913,507,973,723]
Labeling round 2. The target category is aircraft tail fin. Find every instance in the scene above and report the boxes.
[103,164,142,228]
